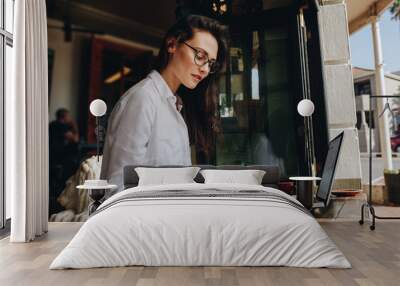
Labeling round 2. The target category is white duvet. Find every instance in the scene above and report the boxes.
[50,183,351,269]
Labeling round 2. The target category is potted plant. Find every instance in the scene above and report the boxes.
[384,169,400,204]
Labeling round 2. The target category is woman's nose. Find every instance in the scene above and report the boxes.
[199,63,210,74]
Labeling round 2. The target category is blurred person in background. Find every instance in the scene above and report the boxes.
[49,108,80,215]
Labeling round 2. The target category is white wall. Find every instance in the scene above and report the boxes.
[385,76,400,96]
[47,18,90,122]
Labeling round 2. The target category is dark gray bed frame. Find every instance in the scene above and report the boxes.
[123,165,281,190]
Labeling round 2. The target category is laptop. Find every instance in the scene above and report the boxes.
[311,131,344,209]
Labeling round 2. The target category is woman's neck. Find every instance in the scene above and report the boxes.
[160,67,180,94]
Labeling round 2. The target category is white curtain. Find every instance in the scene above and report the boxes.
[6,0,49,242]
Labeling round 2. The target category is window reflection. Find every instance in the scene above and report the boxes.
[251,31,260,100]
[216,26,298,177]
[5,0,14,33]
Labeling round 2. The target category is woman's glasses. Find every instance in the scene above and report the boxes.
[183,42,219,74]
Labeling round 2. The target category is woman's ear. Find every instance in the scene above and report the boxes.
[167,38,177,54]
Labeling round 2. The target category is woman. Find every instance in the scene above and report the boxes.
[100,15,228,193]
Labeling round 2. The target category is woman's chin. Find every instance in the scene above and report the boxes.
[182,80,199,90]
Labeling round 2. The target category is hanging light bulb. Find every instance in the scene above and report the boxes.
[297,99,315,117]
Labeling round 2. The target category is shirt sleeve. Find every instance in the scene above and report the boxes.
[100,89,156,193]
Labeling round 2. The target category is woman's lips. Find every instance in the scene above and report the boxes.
[191,74,202,81]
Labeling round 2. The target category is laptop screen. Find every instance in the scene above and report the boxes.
[315,132,344,206]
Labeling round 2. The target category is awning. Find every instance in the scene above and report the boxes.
[346,0,394,34]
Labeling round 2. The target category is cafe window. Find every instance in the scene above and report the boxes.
[1,0,15,229]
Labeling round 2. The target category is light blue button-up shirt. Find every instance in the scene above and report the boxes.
[100,70,192,194]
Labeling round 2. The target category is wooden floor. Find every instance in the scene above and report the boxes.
[0,221,399,286]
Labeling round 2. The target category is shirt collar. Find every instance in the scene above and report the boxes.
[148,70,177,104]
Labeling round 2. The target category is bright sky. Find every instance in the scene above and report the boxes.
[350,9,400,73]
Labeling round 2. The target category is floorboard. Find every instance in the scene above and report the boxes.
[0,221,399,286]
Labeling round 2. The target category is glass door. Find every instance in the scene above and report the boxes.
[216,30,250,165]
[178,2,328,179]
[215,9,302,178]
[253,27,299,177]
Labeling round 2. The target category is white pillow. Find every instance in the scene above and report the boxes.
[200,169,266,185]
[135,167,201,186]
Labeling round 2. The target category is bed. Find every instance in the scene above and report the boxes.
[49,165,351,269]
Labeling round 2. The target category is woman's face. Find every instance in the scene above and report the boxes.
[168,29,219,89]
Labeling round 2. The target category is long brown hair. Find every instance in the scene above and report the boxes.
[154,15,228,162]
